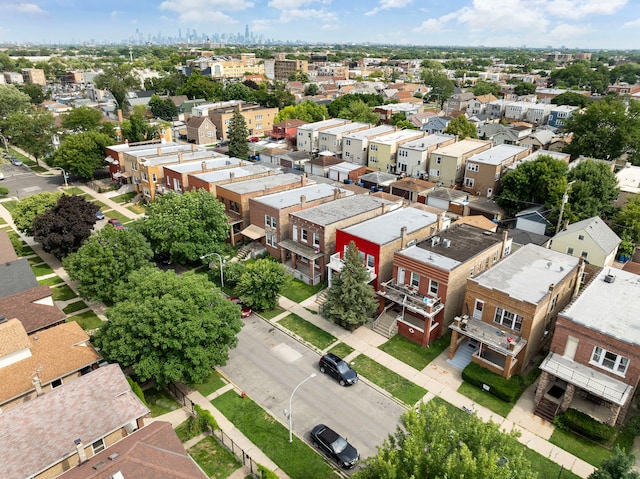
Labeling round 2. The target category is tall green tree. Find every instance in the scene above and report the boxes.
[354,401,535,479]
[513,81,537,96]
[472,81,500,97]
[321,241,378,329]
[338,99,379,124]
[564,98,640,163]
[588,447,640,479]
[551,91,591,108]
[0,84,30,119]
[327,93,383,118]
[234,259,289,311]
[227,108,249,159]
[11,191,62,236]
[94,64,138,114]
[148,95,179,121]
[613,195,640,244]
[565,159,620,222]
[32,194,99,258]
[138,189,229,264]
[3,108,55,166]
[20,83,46,104]
[177,71,223,100]
[63,227,154,302]
[222,83,256,102]
[497,154,568,217]
[443,115,477,139]
[120,107,158,143]
[274,100,329,123]
[53,130,113,179]
[61,106,105,132]
[94,268,243,388]
[421,69,455,108]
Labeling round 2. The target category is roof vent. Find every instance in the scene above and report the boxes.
[604,274,616,283]
[108,453,120,461]
[93,462,106,470]
[443,239,451,248]
[431,236,440,247]
[0,315,7,324]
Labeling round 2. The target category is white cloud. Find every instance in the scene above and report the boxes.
[268,0,329,9]
[624,18,640,27]
[1,2,46,14]
[365,0,412,16]
[545,0,627,19]
[413,17,448,34]
[159,0,254,14]
[279,8,337,24]
[111,10,123,19]
[548,22,591,40]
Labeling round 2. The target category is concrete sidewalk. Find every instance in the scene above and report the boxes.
[273,293,597,478]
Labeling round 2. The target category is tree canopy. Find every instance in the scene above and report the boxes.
[177,71,223,100]
[565,159,619,222]
[138,189,229,264]
[563,98,640,164]
[32,194,99,258]
[148,94,179,121]
[274,100,329,123]
[53,130,113,179]
[443,115,477,140]
[12,191,62,236]
[588,447,640,479]
[551,92,591,108]
[63,226,154,302]
[234,259,289,311]
[94,64,138,113]
[354,400,535,479]
[0,84,31,120]
[3,108,55,166]
[472,81,500,97]
[321,241,378,329]
[227,108,249,159]
[513,81,537,96]
[95,268,243,388]
[327,94,383,118]
[421,69,455,108]
[338,99,379,125]
[613,196,640,244]
[120,107,159,143]
[61,106,105,132]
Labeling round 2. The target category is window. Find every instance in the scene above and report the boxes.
[366,254,375,268]
[51,378,63,388]
[345,139,351,146]
[229,200,240,213]
[370,145,378,151]
[591,346,629,375]
[429,279,438,295]
[152,173,157,182]
[256,123,263,130]
[266,232,277,247]
[578,234,585,241]
[567,247,574,255]
[470,266,475,276]
[494,307,523,331]
[410,272,420,288]
[345,151,351,158]
[141,172,148,181]
[581,251,588,259]
[370,156,377,163]
[301,229,308,242]
[550,294,558,311]
[313,233,320,247]
[399,163,407,172]
[265,215,276,228]
[464,177,474,187]
[429,169,440,177]
[466,163,479,172]
[92,438,105,455]
[435,156,442,164]
[398,150,408,157]
[256,114,263,121]
[473,300,484,319]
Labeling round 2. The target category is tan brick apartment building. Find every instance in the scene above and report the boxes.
[162,155,242,195]
[428,138,492,187]
[210,102,278,141]
[187,164,273,196]
[462,144,531,198]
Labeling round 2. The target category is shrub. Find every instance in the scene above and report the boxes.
[194,404,218,432]
[257,465,279,479]
[554,408,616,442]
[0,186,9,196]
[461,362,524,403]
[126,376,148,407]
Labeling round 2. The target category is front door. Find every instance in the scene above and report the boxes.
[473,300,484,320]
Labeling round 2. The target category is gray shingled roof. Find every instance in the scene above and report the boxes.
[555,216,621,254]
[0,259,39,299]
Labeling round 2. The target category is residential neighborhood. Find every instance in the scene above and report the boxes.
[2,28,640,479]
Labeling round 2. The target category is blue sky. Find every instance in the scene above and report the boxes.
[1,0,639,49]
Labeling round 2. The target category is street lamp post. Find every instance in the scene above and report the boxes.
[555,180,576,234]
[51,167,69,188]
[286,373,316,443]
[200,252,224,288]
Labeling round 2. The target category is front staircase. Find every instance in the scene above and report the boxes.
[372,310,398,338]
[235,244,252,261]
[315,289,329,305]
[534,397,560,422]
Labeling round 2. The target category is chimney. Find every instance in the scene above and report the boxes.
[300,174,308,186]
[501,230,510,258]
[201,161,207,172]
[300,195,307,208]
[74,439,87,464]
[401,226,408,248]
[117,109,123,123]
[32,376,43,396]
[178,152,184,164]
[333,188,340,200]
[548,283,555,292]
[157,147,162,156]
[437,212,445,232]
[229,172,235,180]
[191,143,197,152]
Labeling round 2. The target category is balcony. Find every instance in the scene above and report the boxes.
[328,252,376,284]
[449,315,526,357]
[377,279,444,318]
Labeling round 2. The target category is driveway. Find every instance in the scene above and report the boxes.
[219,314,406,463]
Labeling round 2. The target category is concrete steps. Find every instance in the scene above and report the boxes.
[534,397,560,422]
[447,340,478,370]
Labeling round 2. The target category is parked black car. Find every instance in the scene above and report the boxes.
[310,424,359,469]
[318,353,358,386]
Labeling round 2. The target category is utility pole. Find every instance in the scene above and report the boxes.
[555,181,576,234]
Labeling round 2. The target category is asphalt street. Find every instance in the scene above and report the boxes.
[0,162,65,198]
[219,314,407,464]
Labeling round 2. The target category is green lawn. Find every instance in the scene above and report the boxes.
[90,200,108,210]
[211,390,335,479]
[260,306,286,320]
[62,300,88,314]
[127,203,146,214]
[105,210,134,224]
[62,187,85,195]
[351,354,427,406]
[280,279,326,303]
[188,436,241,477]
[1,199,18,214]
[111,192,137,203]
[549,427,612,467]
[67,310,103,330]
[51,284,78,301]
[17,245,35,257]
[379,331,451,371]
[31,263,55,277]
[27,255,45,265]
[144,388,182,417]
[328,342,355,359]
[38,276,64,286]
[457,381,514,417]
[0,217,6,224]
[278,313,337,350]
[191,370,227,397]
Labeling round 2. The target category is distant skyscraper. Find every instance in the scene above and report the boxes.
[245,24,250,42]
[179,28,182,40]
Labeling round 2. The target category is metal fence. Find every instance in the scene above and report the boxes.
[212,428,262,478]
[167,382,194,414]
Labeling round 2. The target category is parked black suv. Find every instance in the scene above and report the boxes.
[310,424,359,469]
[318,353,358,386]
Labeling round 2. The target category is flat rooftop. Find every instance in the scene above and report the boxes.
[191,164,271,183]
[252,183,352,209]
[321,122,370,136]
[297,118,348,132]
[398,224,505,271]
[218,173,307,195]
[291,195,398,226]
[470,243,579,304]
[433,139,490,157]
[343,124,395,140]
[142,151,230,167]
[164,156,239,173]
[562,268,640,346]
[341,207,438,245]
[107,141,178,152]
[467,144,529,166]
[399,133,454,151]
[370,130,424,145]
[125,144,200,159]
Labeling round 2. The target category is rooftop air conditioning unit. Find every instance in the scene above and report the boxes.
[604,273,616,283]
[406,239,417,247]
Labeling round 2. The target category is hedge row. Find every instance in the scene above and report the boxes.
[126,376,148,407]
[554,408,616,442]
[461,362,525,403]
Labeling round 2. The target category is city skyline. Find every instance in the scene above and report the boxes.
[1,0,639,50]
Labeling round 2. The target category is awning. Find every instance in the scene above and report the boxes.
[240,224,265,240]
[279,239,324,260]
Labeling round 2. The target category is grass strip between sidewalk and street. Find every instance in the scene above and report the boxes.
[278,313,337,350]
[351,354,427,406]
[211,390,335,479]
[457,381,514,417]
